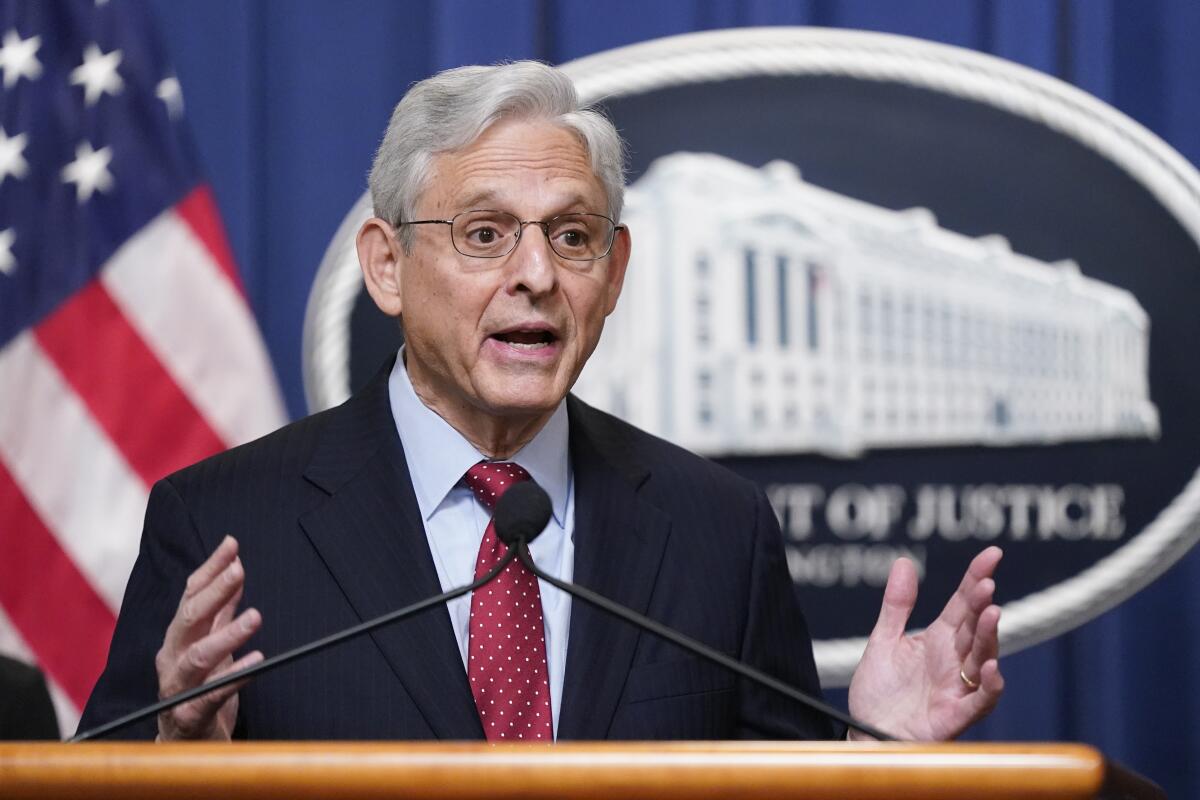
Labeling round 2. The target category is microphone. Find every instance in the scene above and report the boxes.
[494,480,553,546]
[497,482,896,742]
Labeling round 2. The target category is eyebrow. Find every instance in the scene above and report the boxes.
[458,189,500,209]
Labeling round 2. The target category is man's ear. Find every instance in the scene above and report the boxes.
[357,217,404,318]
[603,224,631,316]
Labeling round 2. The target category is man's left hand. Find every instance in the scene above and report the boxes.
[847,546,1004,741]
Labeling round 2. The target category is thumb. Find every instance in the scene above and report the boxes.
[870,557,918,642]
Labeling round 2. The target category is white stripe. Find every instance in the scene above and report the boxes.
[0,333,145,609]
[0,605,78,736]
[0,607,35,663]
[47,679,78,739]
[101,207,287,446]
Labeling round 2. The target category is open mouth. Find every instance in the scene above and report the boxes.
[491,328,558,350]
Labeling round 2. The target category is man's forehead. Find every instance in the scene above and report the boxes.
[425,120,605,210]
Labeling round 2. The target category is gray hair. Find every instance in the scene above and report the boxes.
[368,61,627,251]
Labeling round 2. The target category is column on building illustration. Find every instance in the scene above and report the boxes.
[716,213,843,454]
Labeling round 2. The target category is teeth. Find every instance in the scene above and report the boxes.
[505,340,550,350]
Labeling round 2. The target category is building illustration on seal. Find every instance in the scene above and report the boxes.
[573,153,1160,458]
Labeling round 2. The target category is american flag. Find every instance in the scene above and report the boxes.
[0,0,286,734]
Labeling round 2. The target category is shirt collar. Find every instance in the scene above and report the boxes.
[388,349,570,527]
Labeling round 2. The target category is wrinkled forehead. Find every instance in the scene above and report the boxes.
[420,119,605,213]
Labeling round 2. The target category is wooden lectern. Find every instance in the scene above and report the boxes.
[0,741,1164,799]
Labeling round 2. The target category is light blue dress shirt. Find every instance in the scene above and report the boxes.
[387,353,574,738]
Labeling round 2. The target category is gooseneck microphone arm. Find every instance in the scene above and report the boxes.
[70,546,521,743]
[75,480,895,743]
[494,480,896,742]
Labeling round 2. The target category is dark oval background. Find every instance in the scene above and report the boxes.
[605,74,1200,638]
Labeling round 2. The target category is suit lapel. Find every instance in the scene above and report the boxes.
[299,364,483,739]
[557,399,671,740]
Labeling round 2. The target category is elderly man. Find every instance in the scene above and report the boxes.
[80,61,1002,742]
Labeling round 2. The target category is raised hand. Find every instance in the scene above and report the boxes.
[154,536,263,740]
[848,546,1004,741]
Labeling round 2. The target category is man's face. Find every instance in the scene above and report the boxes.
[382,118,629,432]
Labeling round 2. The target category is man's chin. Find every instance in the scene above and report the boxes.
[473,381,568,420]
[478,395,563,420]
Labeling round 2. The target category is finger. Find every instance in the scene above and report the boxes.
[956,657,1004,727]
[952,576,995,658]
[212,581,244,633]
[165,607,262,696]
[979,657,1004,697]
[182,536,239,601]
[165,557,246,651]
[162,649,264,739]
[939,547,1002,631]
[163,536,239,650]
[960,604,1001,686]
[869,557,918,642]
[195,647,265,703]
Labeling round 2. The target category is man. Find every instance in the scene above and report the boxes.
[80,61,1002,741]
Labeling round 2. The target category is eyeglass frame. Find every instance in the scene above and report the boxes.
[397,209,627,262]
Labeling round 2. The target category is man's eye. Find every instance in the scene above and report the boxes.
[557,228,589,248]
[466,226,499,244]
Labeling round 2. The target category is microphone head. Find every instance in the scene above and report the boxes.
[494,481,552,547]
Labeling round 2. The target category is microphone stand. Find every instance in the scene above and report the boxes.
[71,547,521,743]
[514,543,897,742]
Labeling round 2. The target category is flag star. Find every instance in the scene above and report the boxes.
[156,76,184,119]
[0,229,15,276]
[0,128,29,184]
[70,43,124,106]
[0,30,42,89]
[61,141,115,203]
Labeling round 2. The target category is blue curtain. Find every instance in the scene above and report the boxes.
[147,1,1200,795]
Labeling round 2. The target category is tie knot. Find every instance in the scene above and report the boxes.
[464,461,530,511]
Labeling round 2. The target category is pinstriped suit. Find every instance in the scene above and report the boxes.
[79,360,834,740]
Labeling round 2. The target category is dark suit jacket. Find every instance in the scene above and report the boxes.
[79,363,834,740]
[0,655,60,740]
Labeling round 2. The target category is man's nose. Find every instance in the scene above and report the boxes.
[505,222,558,295]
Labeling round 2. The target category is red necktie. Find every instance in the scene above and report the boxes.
[463,462,553,741]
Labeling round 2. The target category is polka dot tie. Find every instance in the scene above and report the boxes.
[463,462,553,742]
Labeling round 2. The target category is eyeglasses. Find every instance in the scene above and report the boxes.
[399,210,624,262]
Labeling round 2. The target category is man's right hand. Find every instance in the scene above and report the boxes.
[155,535,263,740]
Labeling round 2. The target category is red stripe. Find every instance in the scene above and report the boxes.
[0,460,116,709]
[175,185,245,295]
[35,281,227,486]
